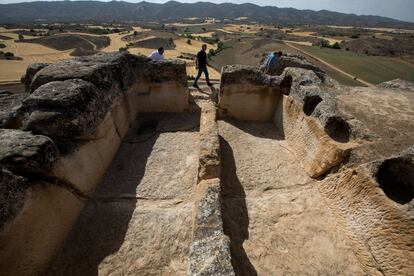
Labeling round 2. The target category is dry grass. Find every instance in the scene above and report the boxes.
[192,31,216,38]
[291,30,343,44]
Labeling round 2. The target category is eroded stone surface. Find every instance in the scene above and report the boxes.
[21,62,49,93]
[48,114,199,275]
[260,53,326,79]
[0,166,28,231]
[218,119,364,275]
[0,92,26,128]
[378,78,414,91]
[0,129,59,175]
[22,79,108,138]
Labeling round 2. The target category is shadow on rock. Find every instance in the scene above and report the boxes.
[46,131,158,275]
[219,136,258,276]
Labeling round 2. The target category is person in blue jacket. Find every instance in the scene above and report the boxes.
[264,51,283,73]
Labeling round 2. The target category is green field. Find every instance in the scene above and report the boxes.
[210,39,365,86]
[295,45,414,84]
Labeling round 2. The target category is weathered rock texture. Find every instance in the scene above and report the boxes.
[21,62,49,93]
[189,97,233,276]
[219,61,414,275]
[377,78,414,91]
[0,92,26,129]
[219,65,287,122]
[0,52,189,275]
[260,53,326,79]
[1,51,413,276]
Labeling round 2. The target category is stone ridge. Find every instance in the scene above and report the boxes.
[220,64,283,88]
[22,79,109,139]
[0,52,189,275]
[260,53,326,79]
[0,129,59,176]
[189,99,234,276]
[377,78,414,91]
[280,67,371,141]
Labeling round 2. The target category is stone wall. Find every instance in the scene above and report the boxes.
[218,63,414,275]
[218,65,287,122]
[188,98,234,276]
[0,52,188,275]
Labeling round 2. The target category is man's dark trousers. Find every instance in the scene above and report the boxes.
[194,67,211,86]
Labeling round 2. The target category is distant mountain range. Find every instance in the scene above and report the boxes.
[0,1,412,27]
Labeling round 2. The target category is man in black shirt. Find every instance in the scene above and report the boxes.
[193,44,213,88]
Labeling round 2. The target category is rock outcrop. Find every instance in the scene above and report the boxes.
[219,65,287,122]
[0,52,189,275]
[377,78,414,91]
[219,60,414,275]
[1,50,413,276]
[260,53,326,79]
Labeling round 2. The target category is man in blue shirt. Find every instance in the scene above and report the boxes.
[265,51,283,74]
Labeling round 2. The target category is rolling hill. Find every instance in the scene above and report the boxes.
[0,1,412,27]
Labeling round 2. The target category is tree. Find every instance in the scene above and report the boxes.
[18,34,24,41]
[332,42,341,49]
[134,31,138,36]
[187,39,191,45]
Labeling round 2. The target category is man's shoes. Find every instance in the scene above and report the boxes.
[192,84,199,88]
[207,83,214,87]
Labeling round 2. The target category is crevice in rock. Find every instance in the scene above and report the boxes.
[303,95,322,116]
[376,158,414,204]
[324,117,351,143]
[280,75,293,95]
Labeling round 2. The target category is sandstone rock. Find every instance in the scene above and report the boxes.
[281,67,322,87]
[260,53,326,79]
[377,79,414,91]
[30,52,146,92]
[220,64,283,88]
[0,166,28,231]
[198,101,220,181]
[143,59,187,85]
[21,62,49,93]
[0,129,59,176]
[22,79,108,138]
[0,92,26,128]
[190,178,234,276]
[219,65,286,122]
[188,233,234,276]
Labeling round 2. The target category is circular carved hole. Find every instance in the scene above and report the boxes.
[376,159,414,204]
[303,95,322,116]
[136,120,158,135]
[324,117,350,143]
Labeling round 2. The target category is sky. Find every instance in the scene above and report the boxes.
[0,0,413,23]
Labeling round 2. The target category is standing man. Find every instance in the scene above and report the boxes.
[193,44,213,88]
[148,47,164,61]
[264,51,283,74]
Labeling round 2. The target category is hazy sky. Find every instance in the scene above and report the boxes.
[0,0,413,22]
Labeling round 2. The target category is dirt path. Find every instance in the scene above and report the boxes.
[48,113,200,275]
[218,119,365,275]
[285,42,375,87]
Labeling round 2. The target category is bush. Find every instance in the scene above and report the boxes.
[187,39,191,45]
[0,43,5,49]
[119,47,128,52]
[350,34,360,39]
[332,42,341,49]
[18,34,24,41]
